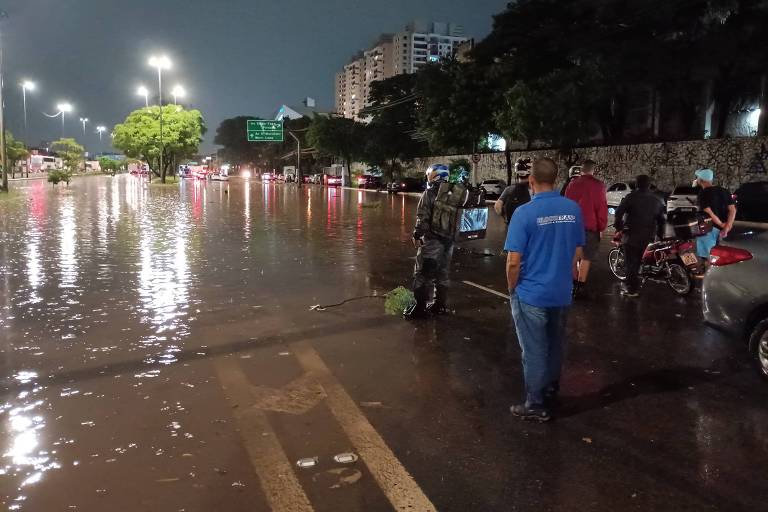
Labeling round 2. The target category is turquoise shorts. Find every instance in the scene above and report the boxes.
[696,227,720,258]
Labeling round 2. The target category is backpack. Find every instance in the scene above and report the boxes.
[502,184,531,224]
[431,182,487,240]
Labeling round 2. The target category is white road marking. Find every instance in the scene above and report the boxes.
[292,341,438,512]
[215,358,315,512]
[462,280,510,299]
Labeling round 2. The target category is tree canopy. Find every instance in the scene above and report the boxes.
[306,115,366,183]
[52,138,85,173]
[112,106,205,182]
[6,132,30,179]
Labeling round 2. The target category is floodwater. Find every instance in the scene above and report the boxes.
[0,175,766,512]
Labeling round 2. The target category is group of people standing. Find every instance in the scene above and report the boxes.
[406,159,737,422]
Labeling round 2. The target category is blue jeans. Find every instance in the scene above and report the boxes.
[510,293,569,407]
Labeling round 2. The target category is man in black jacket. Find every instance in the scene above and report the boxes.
[404,164,454,318]
[495,158,532,224]
[614,175,666,297]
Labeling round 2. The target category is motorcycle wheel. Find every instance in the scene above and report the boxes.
[608,248,627,281]
[667,262,693,295]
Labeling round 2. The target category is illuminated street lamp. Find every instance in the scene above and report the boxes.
[149,55,172,182]
[171,84,185,105]
[137,85,149,108]
[51,102,73,137]
[79,117,89,135]
[96,125,106,141]
[20,80,35,139]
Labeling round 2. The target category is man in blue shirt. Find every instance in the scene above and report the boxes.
[505,157,585,422]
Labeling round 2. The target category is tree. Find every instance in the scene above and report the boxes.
[98,156,122,175]
[52,138,85,173]
[214,116,263,167]
[306,115,365,184]
[5,132,29,179]
[416,60,496,155]
[112,106,205,183]
[364,74,426,180]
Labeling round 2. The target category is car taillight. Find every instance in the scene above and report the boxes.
[710,246,753,266]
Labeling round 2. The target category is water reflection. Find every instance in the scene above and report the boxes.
[1,372,60,509]
[136,198,193,365]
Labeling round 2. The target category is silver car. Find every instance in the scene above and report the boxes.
[702,226,768,381]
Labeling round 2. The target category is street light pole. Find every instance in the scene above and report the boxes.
[79,117,88,135]
[21,81,35,142]
[149,55,171,183]
[137,86,149,108]
[288,131,302,187]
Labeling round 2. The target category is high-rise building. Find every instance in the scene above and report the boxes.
[334,21,468,120]
[393,21,467,75]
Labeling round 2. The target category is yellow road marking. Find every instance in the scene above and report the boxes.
[462,280,510,299]
[292,341,438,512]
[215,358,315,512]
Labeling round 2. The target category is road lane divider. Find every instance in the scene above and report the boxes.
[462,280,510,300]
[214,358,315,512]
[292,341,438,512]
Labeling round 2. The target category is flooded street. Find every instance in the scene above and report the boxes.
[0,175,766,511]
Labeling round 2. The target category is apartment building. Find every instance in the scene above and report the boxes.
[334,21,468,120]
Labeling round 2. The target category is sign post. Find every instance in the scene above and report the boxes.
[247,120,284,142]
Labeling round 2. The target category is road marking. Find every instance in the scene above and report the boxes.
[292,341,438,512]
[462,280,509,299]
[214,358,314,512]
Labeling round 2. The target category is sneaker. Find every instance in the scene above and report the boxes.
[510,404,552,423]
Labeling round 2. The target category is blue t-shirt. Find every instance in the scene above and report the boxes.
[504,191,585,307]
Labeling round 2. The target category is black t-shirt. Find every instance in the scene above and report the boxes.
[499,183,531,224]
[698,186,733,223]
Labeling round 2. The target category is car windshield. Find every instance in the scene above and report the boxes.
[673,186,699,195]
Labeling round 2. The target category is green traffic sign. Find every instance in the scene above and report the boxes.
[247,120,284,142]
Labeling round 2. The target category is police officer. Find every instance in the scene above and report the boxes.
[404,164,454,319]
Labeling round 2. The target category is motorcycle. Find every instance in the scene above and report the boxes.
[608,231,703,296]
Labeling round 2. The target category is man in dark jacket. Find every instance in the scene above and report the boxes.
[404,164,454,318]
[614,174,666,297]
[495,158,532,224]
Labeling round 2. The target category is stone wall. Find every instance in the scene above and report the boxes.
[394,137,768,191]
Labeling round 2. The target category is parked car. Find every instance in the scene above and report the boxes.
[210,172,229,182]
[326,175,342,187]
[734,181,768,223]
[358,174,384,189]
[703,226,768,381]
[309,173,322,184]
[387,177,426,194]
[606,181,637,213]
[666,185,700,215]
[261,172,275,182]
[479,179,506,197]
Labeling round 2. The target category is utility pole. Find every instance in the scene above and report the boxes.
[288,131,302,186]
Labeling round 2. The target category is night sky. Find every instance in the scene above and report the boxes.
[2,0,505,153]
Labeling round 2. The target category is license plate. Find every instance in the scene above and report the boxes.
[681,252,698,266]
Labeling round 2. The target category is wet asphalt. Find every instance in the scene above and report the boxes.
[0,175,766,512]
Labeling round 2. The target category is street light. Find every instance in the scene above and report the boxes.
[79,117,89,135]
[96,125,106,141]
[54,102,73,137]
[171,85,185,105]
[21,80,35,140]
[137,85,149,108]
[149,54,172,182]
